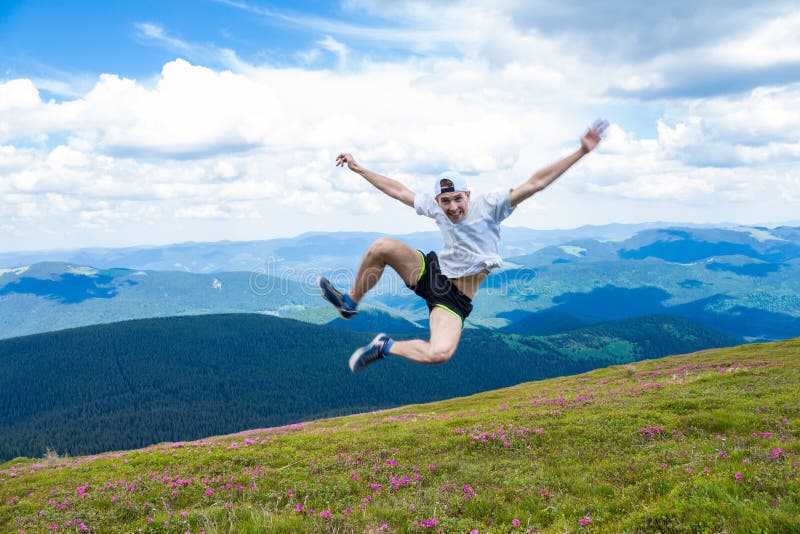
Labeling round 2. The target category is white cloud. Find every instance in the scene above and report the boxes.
[2,2,800,250]
[780,172,800,201]
[0,145,34,173]
[317,36,349,69]
[135,23,192,53]
[0,79,41,111]
[571,84,800,213]
[134,22,247,71]
[175,204,231,219]
[707,11,800,68]
[664,85,800,146]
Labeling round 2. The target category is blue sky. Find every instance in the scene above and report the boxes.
[1,0,799,251]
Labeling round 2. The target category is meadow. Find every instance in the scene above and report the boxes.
[1,338,798,533]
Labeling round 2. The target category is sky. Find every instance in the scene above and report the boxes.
[1,0,800,252]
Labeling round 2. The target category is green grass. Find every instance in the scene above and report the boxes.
[2,339,799,533]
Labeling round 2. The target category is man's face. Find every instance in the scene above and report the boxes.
[436,190,470,223]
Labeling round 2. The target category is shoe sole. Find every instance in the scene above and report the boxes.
[318,277,357,319]
[349,333,386,373]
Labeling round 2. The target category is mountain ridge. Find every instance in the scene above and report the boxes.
[2,223,800,341]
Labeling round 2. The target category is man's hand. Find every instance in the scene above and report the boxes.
[509,118,609,208]
[334,152,415,207]
[580,119,608,154]
[336,153,361,172]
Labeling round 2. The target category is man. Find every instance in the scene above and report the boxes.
[320,120,608,372]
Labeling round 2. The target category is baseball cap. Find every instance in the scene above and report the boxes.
[434,171,469,196]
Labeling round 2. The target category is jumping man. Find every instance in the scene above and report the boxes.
[319,120,608,372]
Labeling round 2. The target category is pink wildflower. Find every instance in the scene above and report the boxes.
[463,484,476,499]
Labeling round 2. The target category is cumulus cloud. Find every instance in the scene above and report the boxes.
[0,79,41,111]
[569,82,800,216]
[1,0,799,249]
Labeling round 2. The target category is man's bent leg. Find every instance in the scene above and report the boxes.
[349,237,423,303]
[387,307,463,365]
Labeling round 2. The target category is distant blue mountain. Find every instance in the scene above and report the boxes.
[498,284,800,341]
[618,227,800,263]
[0,222,699,273]
[2,223,800,342]
[0,272,122,303]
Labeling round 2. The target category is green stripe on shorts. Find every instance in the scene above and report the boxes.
[416,250,426,283]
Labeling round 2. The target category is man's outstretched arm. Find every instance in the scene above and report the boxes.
[336,153,415,208]
[509,120,606,208]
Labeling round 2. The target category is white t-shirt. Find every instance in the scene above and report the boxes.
[414,190,515,278]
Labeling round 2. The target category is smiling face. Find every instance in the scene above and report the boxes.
[436,190,470,223]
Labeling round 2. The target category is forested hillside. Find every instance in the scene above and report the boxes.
[0,313,738,461]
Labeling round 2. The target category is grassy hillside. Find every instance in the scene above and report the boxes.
[1,339,797,532]
[0,313,738,463]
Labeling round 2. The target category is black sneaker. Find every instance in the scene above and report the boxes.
[349,333,389,373]
[318,276,358,319]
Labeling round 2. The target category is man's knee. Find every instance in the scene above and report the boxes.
[367,237,397,258]
[429,344,457,364]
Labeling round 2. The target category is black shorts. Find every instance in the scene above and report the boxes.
[407,250,473,324]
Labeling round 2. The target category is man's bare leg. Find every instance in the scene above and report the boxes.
[349,237,423,303]
[325,238,465,371]
[319,237,421,319]
[348,306,463,372]
[388,307,463,364]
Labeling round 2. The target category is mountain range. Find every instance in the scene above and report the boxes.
[2,223,799,341]
[0,222,681,274]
